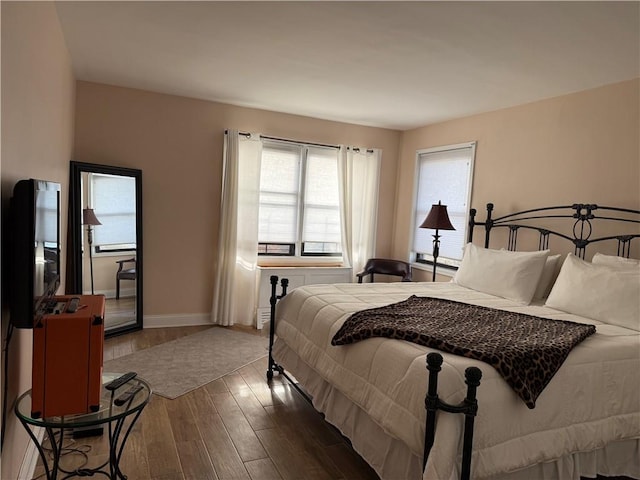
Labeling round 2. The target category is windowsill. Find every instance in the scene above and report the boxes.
[411,262,457,278]
[93,250,136,258]
[258,256,345,268]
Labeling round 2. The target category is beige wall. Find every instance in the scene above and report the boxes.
[73,82,402,317]
[394,79,640,281]
[1,2,76,477]
[75,79,640,311]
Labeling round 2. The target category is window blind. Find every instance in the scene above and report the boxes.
[413,144,475,262]
[91,173,137,246]
[258,143,301,243]
[302,147,341,248]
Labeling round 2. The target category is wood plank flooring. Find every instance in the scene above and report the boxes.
[104,296,136,330]
[30,326,636,480]
[33,326,380,480]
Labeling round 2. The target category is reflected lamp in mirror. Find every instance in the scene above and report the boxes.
[419,201,455,282]
[82,208,101,294]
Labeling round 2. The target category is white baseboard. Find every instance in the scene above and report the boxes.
[143,313,213,328]
[18,427,44,480]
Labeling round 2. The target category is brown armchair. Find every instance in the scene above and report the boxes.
[356,258,412,283]
[115,258,136,299]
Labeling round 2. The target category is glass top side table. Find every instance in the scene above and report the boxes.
[15,373,151,480]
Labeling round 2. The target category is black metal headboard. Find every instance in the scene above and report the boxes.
[468,203,640,259]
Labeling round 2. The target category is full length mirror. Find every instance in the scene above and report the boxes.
[67,161,143,336]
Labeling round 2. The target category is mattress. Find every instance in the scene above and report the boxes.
[272,282,640,480]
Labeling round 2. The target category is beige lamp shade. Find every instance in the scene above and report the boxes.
[82,208,102,226]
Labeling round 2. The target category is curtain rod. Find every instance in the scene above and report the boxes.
[227,130,373,153]
[235,131,338,150]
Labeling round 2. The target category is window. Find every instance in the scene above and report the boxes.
[412,142,475,269]
[258,140,341,256]
[90,173,137,253]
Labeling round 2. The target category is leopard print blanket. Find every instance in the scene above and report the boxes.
[331,296,596,408]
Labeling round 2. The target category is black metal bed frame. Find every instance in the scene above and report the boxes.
[469,203,640,258]
[266,275,483,480]
[266,202,640,480]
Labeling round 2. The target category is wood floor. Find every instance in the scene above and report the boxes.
[104,296,136,330]
[34,326,380,480]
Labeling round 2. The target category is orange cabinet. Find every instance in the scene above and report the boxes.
[31,295,105,418]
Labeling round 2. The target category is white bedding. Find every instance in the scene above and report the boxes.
[272,282,640,480]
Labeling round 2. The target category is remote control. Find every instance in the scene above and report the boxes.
[114,384,144,406]
[66,297,81,313]
[105,372,137,391]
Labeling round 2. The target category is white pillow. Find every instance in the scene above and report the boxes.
[592,252,640,270]
[545,253,640,331]
[533,254,563,300]
[453,243,549,304]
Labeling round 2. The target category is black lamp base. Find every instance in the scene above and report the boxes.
[431,230,441,282]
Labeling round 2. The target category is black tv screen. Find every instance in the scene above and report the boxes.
[9,179,61,328]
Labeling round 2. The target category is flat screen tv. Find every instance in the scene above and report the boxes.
[9,179,61,328]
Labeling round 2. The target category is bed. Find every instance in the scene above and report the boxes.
[266,203,640,480]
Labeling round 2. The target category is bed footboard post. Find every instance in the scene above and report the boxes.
[423,352,442,470]
[460,366,482,480]
[267,275,279,380]
[267,275,289,381]
[423,353,482,480]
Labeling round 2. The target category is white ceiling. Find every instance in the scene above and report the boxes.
[55,1,640,130]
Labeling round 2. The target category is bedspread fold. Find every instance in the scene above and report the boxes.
[331,295,596,408]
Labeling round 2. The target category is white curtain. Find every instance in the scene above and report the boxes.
[338,147,381,281]
[212,130,262,326]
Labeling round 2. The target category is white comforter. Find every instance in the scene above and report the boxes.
[273,282,640,480]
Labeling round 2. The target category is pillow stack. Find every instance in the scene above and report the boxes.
[453,245,640,330]
[545,253,640,331]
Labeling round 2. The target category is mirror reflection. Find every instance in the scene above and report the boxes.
[68,162,142,336]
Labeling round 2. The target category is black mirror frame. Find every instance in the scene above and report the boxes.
[67,161,143,337]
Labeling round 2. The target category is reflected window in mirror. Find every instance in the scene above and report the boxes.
[90,173,137,254]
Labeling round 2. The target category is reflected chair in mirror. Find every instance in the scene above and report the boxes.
[115,258,136,299]
[356,258,412,283]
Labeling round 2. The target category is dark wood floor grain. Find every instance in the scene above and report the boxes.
[33,326,380,480]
